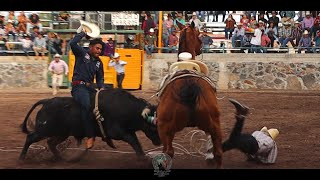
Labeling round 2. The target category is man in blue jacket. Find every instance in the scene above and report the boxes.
[69,26,105,149]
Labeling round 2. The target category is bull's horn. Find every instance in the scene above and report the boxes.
[141,107,151,119]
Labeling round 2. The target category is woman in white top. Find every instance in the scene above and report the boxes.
[108,52,127,89]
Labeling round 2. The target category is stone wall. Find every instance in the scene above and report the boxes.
[143,53,320,90]
[0,58,48,89]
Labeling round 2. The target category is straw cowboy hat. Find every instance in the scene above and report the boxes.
[54,53,61,58]
[79,20,100,38]
[303,30,309,35]
[260,126,279,140]
[113,52,120,58]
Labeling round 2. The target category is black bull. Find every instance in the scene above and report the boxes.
[19,88,161,160]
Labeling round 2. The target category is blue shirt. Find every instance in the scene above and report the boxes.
[69,32,105,89]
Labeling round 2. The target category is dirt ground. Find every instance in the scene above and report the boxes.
[0,88,320,170]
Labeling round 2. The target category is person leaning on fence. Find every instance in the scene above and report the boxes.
[108,52,127,89]
[69,23,105,149]
[48,54,69,95]
[297,30,313,53]
[199,29,213,53]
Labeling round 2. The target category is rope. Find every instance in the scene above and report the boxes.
[1,130,209,158]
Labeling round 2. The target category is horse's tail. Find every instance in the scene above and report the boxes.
[20,98,50,134]
[178,78,201,110]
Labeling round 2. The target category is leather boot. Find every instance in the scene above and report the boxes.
[228,98,249,116]
[86,137,95,149]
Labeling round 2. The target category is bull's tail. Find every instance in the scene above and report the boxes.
[20,98,51,134]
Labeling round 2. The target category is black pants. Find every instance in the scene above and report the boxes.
[71,85,95,138]
[222,116,259,155]
[117,73,125,89]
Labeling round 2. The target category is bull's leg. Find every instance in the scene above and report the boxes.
[19,132,45,160]
[122,132,145,157]
[47,136,68,160]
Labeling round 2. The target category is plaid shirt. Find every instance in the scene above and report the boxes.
[251,131,278,164]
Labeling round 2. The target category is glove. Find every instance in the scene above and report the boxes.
[76,25,83,34]
[141,108,151,119]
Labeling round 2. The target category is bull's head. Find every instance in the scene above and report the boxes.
[141,105,161,146]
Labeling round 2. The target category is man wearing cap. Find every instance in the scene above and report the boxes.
[199,29,213,53]
[206,99,280,164]
[108,52,127,89]
[144,28,157,59]
[103,36,115,58]
[69,24,105,149]
[48,54,69,95]
[189,12,202,31]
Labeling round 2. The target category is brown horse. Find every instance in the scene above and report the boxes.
[156,70,223,168]
[176,21,202,60]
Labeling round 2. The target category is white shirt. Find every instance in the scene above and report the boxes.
[251,131,278,164]
[48,59,69,75]
[250,28,262,46]
[108,60,127,73]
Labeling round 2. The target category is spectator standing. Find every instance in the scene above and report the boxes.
[104,36,115,58]
[224,14,236,40]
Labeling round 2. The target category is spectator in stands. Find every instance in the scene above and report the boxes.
[7,11,18,28]
[268,11,280,30]
[240,14,250,28]
[312,30,320,53]
[142,11,156,36]
[18,34,33,58]
[265,22,279,47]
[167,29,179,53]
[26,12,42,34]
[246,11,256,20]
[30,26,40,41]
[189,12,202,31]
[108,52,127,89]
[104,36,115,58]
[52,33,63,55]
[0,13,5,27]
[144,28,157,59]
[17,11,28,34]
[224,14,236,40]
[33,32,47,60]
[310,13,320,39]
[297,30,313,53]
[47,32,62,55]
[196,11,206,22]
[291,21,303,48]
[0,25,5,36]
[279,22,293,47]
[48,53,69,95]
[0,34,10,53]
[242,31,253,53]
[231,23,245,48]
[250,23,262,53]
[199,29,213,53]
[260,29,271,53]
[258,13,268,25]
[58,11,70,21]
[301,12,314,34]
[249,16,257,29]
[162,20,169,52]
[279,11,295,25]
[174,11,186,30]
[164,13,174,35]
[124,35,138,49]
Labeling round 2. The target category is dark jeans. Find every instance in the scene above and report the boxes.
[222,116,259,155]
[117,73,125,89]
[71,85,95,138]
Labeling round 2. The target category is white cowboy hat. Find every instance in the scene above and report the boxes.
[303,30,309,35]
[54,53,61,58]
[149,28,155,33]
[178,52,192,61]
[113,52,120,58]
[79,20,100,38]
[192,12,197,16]
[260,126,279,140]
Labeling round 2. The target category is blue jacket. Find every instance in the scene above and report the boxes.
[69,32,104,89]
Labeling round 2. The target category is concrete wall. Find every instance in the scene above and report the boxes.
[143,53,320,91]
[1,53,320,91]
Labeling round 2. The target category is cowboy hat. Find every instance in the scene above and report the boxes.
[149,28,155,33]
[303,30,309,35]
[79,20,100,38]
[178,52,192,61]
[260,126,279,140]
[54,53,61,58]
[113,52,120,58]
[192,12,197,16]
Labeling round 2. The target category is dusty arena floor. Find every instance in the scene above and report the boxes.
[0,88,319,170]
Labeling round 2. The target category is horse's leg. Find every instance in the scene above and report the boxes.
[47,136,68,160]
[208,117,223,169]
[165,133,175,158]
[19,132,46,160]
